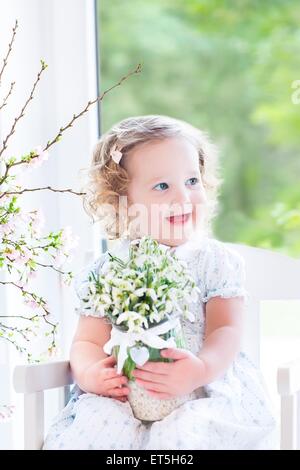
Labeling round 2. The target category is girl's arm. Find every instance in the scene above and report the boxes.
[198,295,245,383]
[70,316,112,383]
[132,296,245,398]
[70,316,129,398]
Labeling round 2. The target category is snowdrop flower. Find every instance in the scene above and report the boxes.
[81,235,199,336]
[116,310,143,332]
[134,254,148,267]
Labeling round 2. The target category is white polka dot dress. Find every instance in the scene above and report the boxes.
[43,237,279,450]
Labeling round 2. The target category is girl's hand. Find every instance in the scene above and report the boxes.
[83,355,130,402]
[132,348,207,400]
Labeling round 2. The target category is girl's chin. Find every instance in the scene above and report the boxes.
[156,228,195,247]
[129,216,199,245]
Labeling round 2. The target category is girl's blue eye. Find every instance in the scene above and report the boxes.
[153,182,169,191]
[153,178,199,191]
[187,177,199,185]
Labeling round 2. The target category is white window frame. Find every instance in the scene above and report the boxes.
[0,0,102,449]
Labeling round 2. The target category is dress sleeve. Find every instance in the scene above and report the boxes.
[74,253,108,317]
[200,240,250,305]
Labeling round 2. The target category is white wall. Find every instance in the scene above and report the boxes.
[0,0,101,449]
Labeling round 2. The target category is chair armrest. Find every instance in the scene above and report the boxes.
[277,357,300,450]
[13,360,73,394]
[277,357,300,396]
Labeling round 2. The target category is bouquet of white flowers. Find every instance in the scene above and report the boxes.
[82,236,200,421]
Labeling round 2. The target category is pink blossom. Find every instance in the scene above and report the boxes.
[14,279,28,288]
[60,226,79,253]
[12,211,23,221]
[53,250,66,267]
[19,212,32,225]
[6,247,20,260]
[9,246,31,266]
[26,145,49,169]
[0,220,15,236]
[24,298,40,309]
[28,270,38,279]
[31,209,45,236]
[0,194,15,203]
[0,405,15,423]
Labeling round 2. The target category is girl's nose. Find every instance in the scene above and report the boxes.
[170,186,191,207]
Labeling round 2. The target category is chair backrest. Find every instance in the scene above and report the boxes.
[225,242,300,367]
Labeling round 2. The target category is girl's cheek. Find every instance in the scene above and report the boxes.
[193,191,208,211]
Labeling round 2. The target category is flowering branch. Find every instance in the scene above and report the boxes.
[34,261,72,276]
[0,19,142,369]
[0,19,18,86]
[0,81,15,111]
[44,63,142,153]
[0,279,57,358]
[0,62,142,187]
[0,60,48,161]
[0,186,85,198]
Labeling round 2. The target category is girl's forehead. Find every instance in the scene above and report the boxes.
[132,136,196,155]
[125,137,199,175]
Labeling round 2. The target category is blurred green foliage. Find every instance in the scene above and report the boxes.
[97,0,300,257]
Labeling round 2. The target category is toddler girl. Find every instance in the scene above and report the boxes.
[43,115,278,450]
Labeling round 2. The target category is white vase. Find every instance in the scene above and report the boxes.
[128,379,196,421]
[127,318,196,421]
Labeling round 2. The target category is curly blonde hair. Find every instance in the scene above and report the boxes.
[82,114,222,239]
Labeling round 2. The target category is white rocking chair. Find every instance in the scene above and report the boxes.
[13,242,300,450]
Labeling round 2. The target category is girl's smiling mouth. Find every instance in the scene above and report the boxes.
[166,213,192,225]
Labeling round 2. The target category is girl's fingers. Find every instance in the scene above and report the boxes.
[106,386,130,397]
[106,376,128,389]
[144,389,173,400]
[160,348,190,361]
[102,368,122,380]
[133,369,167,384]
[114,396,128,403]
[136,361,170,374]
[101,355,117,366]
[135,379,167,393]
